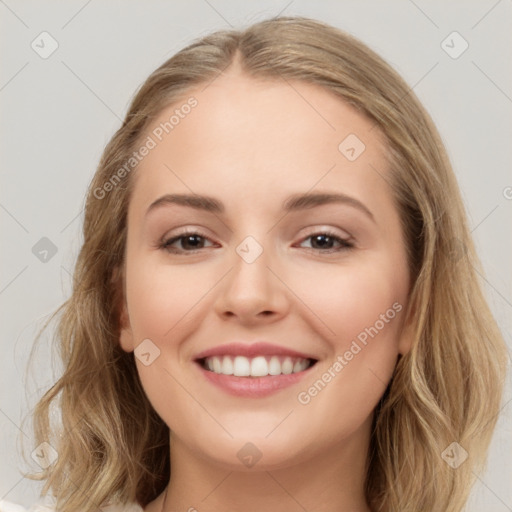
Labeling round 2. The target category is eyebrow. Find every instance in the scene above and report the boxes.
[146,192,374,221]
[147,193,224,214]
[283,192,374,221]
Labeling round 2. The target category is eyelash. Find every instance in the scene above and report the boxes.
[159,229,354,255]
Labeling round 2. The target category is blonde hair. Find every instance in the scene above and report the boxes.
[28,16,508,512]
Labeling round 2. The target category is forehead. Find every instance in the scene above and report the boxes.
[130,70,391,217]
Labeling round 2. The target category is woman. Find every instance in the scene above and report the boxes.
[7,16,507,512]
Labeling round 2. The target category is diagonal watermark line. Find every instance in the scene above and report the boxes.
[368,61,439,135]
[61,0,94,29]
[0,407,29,438]
[280,76,336,131]
[469,394,512,444]
[471,471,512,511]
[60,207,84,233]
[164,267,234,336]
[0,475,26,501]
[0,203,29,233]
[61,61,123,121]
[265,409,294,438]
[470,204,499,233]
[56,374,128,446]
[59,398,103,442]
[273,0,294,18]
[265,266,336,336]
[398,61,439,102]
[471,0,503,29]
[201,471,233,502]
[162,367,234,438]
[366,366,387,387]
[266,163,336,234]
[368,163,393,188]
[0,265,28,295]
[0,62,29,92]
[199,61,233,92]
[265,472,310,511]
[472,264,512,309]
[472,61,512,105]
[407,0,439,28]
[201,0,233,27]
[163,163,232,233]
[60,265,72,278]
[66,473,103,512]
[0,0,29,28]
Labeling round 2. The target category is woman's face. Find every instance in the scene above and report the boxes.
[119,68,412,470]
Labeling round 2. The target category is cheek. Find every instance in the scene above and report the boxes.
[125,255,217,340]
[124,256,213,427]
[290,260,405,395]
[287,257,407,346]
[288,259,406,429]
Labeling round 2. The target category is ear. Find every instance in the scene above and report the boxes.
[119,302,135,353]
[397,301,415,356]
[112,265,135,353]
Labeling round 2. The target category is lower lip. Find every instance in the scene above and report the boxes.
[195,362,314,398]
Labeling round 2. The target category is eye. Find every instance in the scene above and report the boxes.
[297,231,353,252]
[161,231,216,253]
[159,230,353,254]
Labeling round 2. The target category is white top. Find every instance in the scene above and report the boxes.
[0,500,143,512]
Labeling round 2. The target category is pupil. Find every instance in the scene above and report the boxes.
[313,234,333,248]
[184,235,202,249]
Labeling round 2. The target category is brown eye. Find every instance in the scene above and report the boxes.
[161,232,215,253]
[310,234,336,249]
[298,232,353,251]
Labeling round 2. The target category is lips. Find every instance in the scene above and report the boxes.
[193,342,318,397]
[193,341,318,361]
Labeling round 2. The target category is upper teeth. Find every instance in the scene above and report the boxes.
[203,355,311,377]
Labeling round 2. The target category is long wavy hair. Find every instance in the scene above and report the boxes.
[28,16,508,512]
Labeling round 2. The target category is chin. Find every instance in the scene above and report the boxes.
[186,431,318,472]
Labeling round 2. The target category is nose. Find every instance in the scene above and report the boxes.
[214,240,290,325]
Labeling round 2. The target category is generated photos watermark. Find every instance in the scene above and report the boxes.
[297,301,403,405]
[93,97,198,200]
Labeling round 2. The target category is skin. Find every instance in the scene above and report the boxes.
[119,62,412,512]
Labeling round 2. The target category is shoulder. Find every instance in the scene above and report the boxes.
[0,501,143,512]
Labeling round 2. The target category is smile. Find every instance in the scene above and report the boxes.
[193,341,319,397]
[199,355,316,377]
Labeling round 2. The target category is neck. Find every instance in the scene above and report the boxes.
[149,414,373,512]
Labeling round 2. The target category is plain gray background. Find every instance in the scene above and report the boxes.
[1,0,511,510]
